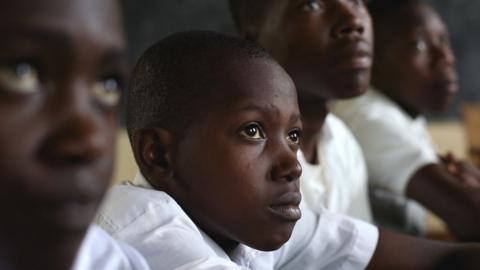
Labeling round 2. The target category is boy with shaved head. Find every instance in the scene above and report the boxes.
[96,30,480,269]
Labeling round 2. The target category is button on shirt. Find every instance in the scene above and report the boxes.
[299,114,372,223]
[95,173,379,270]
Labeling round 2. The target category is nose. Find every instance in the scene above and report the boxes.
[38,81,110,166]
[433,43,456,69]
[271,145,302,183]
[331,2,366,40]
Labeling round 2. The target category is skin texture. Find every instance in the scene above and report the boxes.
[252,0,373,163]
[134,57,303,253]
[236,0,480,269]
[0,0,126,269]
[371,2,480,241]
[372,3,457,118]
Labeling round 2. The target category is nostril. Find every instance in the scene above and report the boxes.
[38,130,106,167]
[339,24,364,36]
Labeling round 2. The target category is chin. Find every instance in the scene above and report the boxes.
[251,227,294,251]
[328,69,370,100]
[37,201,98,233]
[428,95,454,112]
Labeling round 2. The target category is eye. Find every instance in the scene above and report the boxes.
[0,61,40,94]
[287,128,302,146]
[239,123,266,140]
[413,37,428,53]
[301,0,321,12]
[92,77,122,106]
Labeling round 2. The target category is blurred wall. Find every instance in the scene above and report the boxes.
[120,0,480,119]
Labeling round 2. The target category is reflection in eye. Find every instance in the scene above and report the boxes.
[287,129,302,145]
[92,77,122,106]
[240,123,266,140]
[0,62,40,94]
[413,38,428,53]
[302,0,321,12]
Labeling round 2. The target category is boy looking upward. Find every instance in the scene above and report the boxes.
[0,0,149,269]
[334,0,480,241]
[98,30,480,270]
[97,31,378,269]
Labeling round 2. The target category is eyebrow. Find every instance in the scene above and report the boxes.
[231,103,302,125]
[0,26,72,49]
[100,49,128,70]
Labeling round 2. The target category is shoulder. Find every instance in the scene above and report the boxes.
[95,185,228,269]
[333,89,407,130]
[72,225,150,270]
[96,185,190,235]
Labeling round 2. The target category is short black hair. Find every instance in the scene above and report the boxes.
[126,30,273,140]
[369,0,427,56]
[229,0,274,36]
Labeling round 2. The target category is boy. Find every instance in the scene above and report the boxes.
[333,0,480,241]
[230,0,480,240]
[229,0,373,223]
[97,30,480,269]
[0,0,149,269]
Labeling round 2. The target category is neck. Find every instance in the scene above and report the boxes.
[0,226,86,270]
[298,92,329,164]
[372,76,421,119]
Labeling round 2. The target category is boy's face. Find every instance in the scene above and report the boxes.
[256,0,373,99]
[377,4,457,112]
[173,58,302,251]
[0,0,125,233]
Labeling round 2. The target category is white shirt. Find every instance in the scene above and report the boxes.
[333,89,439,195]
[299,114,372,223]
[72,225,151,270]
[333,89,438,233]
[95,173,379,270]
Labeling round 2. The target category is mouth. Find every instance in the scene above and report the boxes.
[268,192,302,222]
[36,199,99,229]
[334,42,373,70]
[435,75,459,96]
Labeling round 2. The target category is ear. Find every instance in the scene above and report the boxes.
[132,128,175,189]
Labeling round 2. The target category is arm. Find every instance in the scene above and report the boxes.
[407,164,480,241]
[368,229,480,270]
[439,152,480,187]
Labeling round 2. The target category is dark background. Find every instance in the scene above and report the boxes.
[121,0,480,120]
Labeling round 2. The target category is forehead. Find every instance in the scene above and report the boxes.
[0,0,124,49]
[396,4,445,35]
[209,58,297,106]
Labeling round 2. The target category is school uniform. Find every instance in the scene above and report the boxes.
[72,224,151,270]
[332,88,437,233]
[95,173,379,270]
[299,114,372,223]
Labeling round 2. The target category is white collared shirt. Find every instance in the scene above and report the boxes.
[332,89,439,195]
[299,114,372,223]
[72,225,150,270]
[95,173,379,270]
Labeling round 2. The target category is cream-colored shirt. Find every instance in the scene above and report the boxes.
[299,114,372,223]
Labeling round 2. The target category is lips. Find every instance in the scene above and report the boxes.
[333,41,373,69]
[268,192,302,221]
